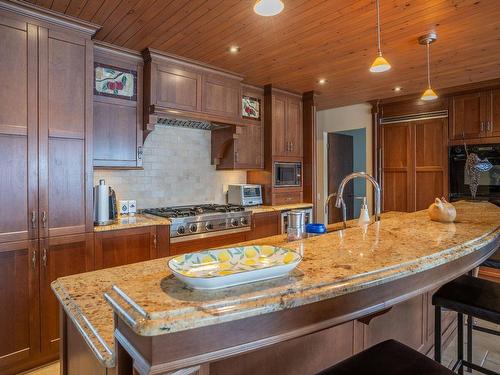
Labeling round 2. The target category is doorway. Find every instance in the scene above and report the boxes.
[327,129,367,223]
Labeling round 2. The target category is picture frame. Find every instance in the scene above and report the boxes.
[94,62,137,101]
[242,95,261,120]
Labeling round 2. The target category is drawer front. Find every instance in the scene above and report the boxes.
[272,191,303,205]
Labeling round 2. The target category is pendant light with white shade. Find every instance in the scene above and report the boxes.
[419,33,438,101]
[369,0,391,73]
[254,0,284,17]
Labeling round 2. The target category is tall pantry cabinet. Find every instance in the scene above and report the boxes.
[0,2,97,374]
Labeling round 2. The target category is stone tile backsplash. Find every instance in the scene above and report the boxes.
[94,125,246,209]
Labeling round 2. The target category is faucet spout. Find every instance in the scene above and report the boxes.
[332,172,381,228]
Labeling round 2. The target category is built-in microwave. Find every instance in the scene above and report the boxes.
[274,162,302,187]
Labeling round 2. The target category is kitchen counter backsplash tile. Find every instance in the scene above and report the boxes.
[94,126,246,209]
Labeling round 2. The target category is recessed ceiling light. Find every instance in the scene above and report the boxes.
[228,46,240,54]
[317,78,328,85]
[254,0,284,16]
[393,86,402,92]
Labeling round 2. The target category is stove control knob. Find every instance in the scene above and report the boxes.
[189,224,197,233]
[231,218,239,227]
[177,226,185,235]
[205,223,213,231]
[240,217,248,226]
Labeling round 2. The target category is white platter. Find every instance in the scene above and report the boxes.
[168,245,302,290]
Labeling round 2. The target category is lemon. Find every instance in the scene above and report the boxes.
[283,252,295,264]
[244,259,256,266]
[261,246,275,257]
[245,248,257,258]
[219,270,234,276]
[218,251,230,262]
[201,255,213,264]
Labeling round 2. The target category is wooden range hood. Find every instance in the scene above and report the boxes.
[142,48,246,137]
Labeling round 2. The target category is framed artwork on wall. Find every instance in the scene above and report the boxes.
[242,95,261,120]
[94,62,137,101]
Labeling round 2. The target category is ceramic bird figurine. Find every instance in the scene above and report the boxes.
[428,197,456,223]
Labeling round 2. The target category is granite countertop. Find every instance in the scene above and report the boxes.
[245,202,314,214]
[52,201,500,368]
[93,213,171,232]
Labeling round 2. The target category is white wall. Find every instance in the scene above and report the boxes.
[94,125,246,209]
[316,103,373,223]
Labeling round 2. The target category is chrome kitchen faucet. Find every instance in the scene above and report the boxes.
[333,172,381,228]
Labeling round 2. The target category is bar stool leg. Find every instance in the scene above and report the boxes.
[458,313,464,375]
[466,315,472,373]
[435,305,442,362]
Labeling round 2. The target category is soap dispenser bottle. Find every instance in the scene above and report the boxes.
[357,197,371,226]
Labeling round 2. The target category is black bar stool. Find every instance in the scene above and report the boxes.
[482,249,500,270]
[433,275,500,375]
[316,339,454,375]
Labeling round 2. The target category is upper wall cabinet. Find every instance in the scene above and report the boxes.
[143,48,244,129]
[93,42,144,169]
[211,85,264,170]
[450,89,500,141]
[265,85,303,159]
[0,3,97,244]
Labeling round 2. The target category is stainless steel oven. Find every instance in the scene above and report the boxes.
[274,162,302,187]
[449,144,500,203]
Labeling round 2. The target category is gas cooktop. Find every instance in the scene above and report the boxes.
[142,204,251,242]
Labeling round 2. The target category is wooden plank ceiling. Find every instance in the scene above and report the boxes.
[24,0,500,110]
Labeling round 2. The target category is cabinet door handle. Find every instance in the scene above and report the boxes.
[153,234,157,248]
[42,248,47,268]
[480,121,485,132]
[486,121,492,132]
[41,211,47,228]
[290,142,293,151]
[137,146,143,160]
[31,249,37,270]
[31,211,37,229]
[235,151,239,163]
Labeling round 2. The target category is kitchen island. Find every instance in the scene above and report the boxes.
[52,201,500,375]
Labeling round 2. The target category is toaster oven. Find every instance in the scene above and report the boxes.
[227,184,263,206]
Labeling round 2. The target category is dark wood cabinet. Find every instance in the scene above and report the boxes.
[0,19,38,244]
[380,118,448,212]
[246,211,281,240]
[450,89,500,141]
[144,49,244,128]
[94,226,161,269]
[202,73,241,121]
[154,62,202,112]
[39,234,94,356]
[487,89,500,137]
[0,5,97,374]
[93,43,144,168]
[247,86,304,205]
[286,96,303,158]
[270,91,303,157]
[211,85,265,170]
[0,240,39,372]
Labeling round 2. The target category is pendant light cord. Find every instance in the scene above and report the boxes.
[376,0,382,55]
[426,42,431,89]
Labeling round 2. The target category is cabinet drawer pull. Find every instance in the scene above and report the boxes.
[42,248,47,267]
[41,211,47,228]
[31,211,37,229]
[31,249,37,270]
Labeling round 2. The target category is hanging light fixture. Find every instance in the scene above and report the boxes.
[254,0,284,17]
[419,33,438,101]
[369,0,391,73]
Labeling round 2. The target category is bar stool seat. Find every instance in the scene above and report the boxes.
[433,275,500,375]
[317,339,454,375]
[482,249,500,269]
[433,275,500,324]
